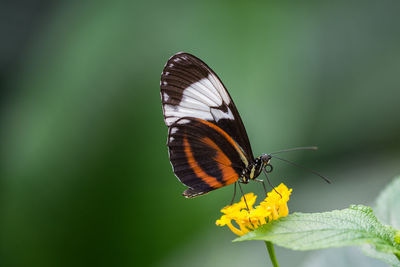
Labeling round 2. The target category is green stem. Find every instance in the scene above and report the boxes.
[395,253,400,262]
[265,241,279,267]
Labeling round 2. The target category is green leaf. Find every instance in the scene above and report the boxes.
[375,176,400,229]
[362,244,400,267]
[301,247,392,267]
[235,205,400,256]
[359,176,400,266]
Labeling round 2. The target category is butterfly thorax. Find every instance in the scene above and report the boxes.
[240,154,271,183]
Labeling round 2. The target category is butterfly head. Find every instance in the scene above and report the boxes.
[241,154,273,183]
[258,153,273,174]
[261,153,272,165]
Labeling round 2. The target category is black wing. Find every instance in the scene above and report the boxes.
[167,117,248,198]
[160,52,254,160]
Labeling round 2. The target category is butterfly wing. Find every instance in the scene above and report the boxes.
[160,52,254,197]
[160,52,254,159]
[168,117,249,197]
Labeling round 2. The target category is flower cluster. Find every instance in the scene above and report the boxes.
[216,183,292,236]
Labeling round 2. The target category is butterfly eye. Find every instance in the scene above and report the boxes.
[264,164,273,173]
[261,154,272,163]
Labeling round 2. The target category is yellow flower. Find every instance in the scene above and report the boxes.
[216,183,292,236]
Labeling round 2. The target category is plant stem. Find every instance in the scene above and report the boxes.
[265,241,279,267]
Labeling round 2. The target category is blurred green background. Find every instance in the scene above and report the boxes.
[1,1,400,266]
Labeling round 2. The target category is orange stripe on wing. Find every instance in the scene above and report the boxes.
[193,118,249,167]
[183,135,224,189]
[201,137,239,186]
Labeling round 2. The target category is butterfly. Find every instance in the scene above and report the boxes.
[160,52,329,198]
[160,52,276,198]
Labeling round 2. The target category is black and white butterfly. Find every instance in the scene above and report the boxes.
[160,52,328,198]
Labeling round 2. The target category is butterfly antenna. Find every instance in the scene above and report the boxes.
[269,146,318,155]
[270,155,331,184]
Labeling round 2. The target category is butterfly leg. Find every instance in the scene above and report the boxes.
[237,179,256,226]
[262,169,282,198]
[237,182,250,211]
[230,182,237,205]
[254,178,268,196]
